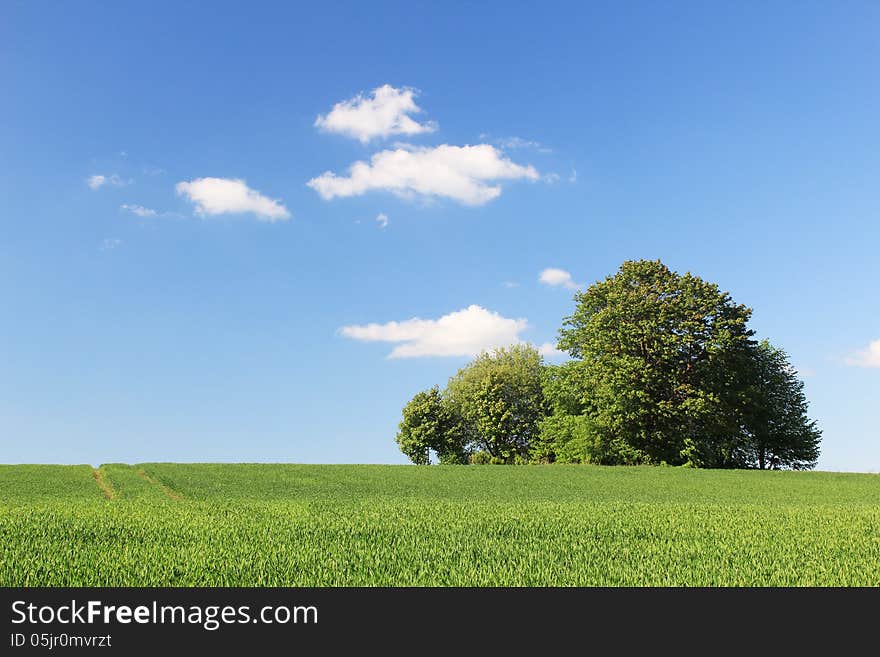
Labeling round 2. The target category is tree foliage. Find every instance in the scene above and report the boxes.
[557,259,756,466]
[395,386,467,465]
[394,260,822,471]
[446,344,545,462]
[739,341,821,470]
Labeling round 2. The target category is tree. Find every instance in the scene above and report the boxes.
[535,362,596,463]
[395,386,468,464]
[557,259,755,465]
[740,341,821,470]
[446,344,545,462]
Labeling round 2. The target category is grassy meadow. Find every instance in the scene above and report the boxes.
[1,463,879,586]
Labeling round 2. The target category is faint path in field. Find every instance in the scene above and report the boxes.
[92,468,116,499]
[136,469,183,500]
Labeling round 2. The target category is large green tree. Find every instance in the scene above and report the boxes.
[557,259,755,465]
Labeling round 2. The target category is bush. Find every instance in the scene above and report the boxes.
[468,451,493,465]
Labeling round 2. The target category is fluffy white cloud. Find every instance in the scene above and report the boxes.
[539,268,580,290]
[175,177,290,221]
[375,212,389,229]
[308,144,539,206]
[315,84,436,143]
[87,174,127,190]
[120,203,157,217]
[340,304,529,358]
[845,339,880,368]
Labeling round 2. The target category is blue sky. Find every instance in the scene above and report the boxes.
[1,1,877,471]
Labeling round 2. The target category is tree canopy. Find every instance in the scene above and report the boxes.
[395,260,821,470]
[739,340,821,470]
[396,386,468,465]
[446,344,544,463]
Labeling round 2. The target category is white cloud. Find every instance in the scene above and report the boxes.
[375,212,389,229]
[544,172,561,184]
[479,134,552,153]
[308,143,539,206]
[537,342,567,359]
[845,339,880,368]
[87,173,128,190]
[496,136,552,153]
[100,238,122,251]
[340,304,529,358]
[569,168,577,184]
[315,84,437,143]
[502,281,519,288]
[539,268,580,290]
[120,203,157,217]
[175,177,291,221]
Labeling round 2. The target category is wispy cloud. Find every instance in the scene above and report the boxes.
[100,238,122,251]
[502,281,519,288]
[315,84,437,143]
[308,143,539,206]
[120,203,157,217]
[87,174,129,190]
[175,177,291,222]
[495,136,552,153]
[375,212,389,229]
[539,268,580,290]
[340,304,529,358]
[87,175,106,190]
[845,339,880,368]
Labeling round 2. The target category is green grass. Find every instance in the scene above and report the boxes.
[1,464,879,586]
[0,464,102,502]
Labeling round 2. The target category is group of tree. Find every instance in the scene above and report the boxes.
[396,259,821,469]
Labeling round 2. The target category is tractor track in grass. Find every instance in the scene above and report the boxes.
[136,469,184,500]
[92,468,116,500]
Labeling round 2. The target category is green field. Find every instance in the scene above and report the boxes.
[1,463,879,586]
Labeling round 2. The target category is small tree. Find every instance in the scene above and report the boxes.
[446,344,545,462]
[740,341,821,470]
[395,386,467,464]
